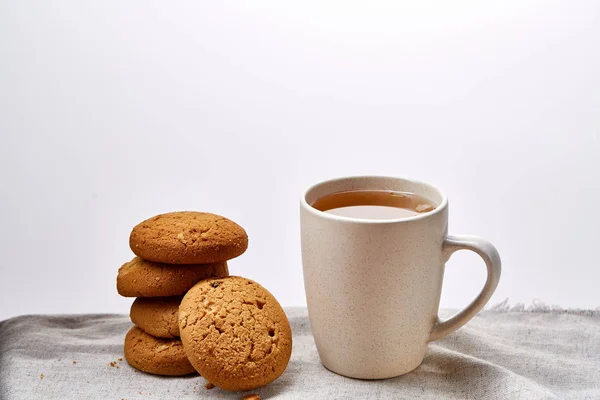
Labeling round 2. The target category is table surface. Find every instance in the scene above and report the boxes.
[1,308,599,400]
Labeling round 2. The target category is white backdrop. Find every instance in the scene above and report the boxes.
[1,1,599,321]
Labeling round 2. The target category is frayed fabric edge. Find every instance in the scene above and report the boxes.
[488,298,600,316]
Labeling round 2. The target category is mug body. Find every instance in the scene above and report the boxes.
[300,176,448,379]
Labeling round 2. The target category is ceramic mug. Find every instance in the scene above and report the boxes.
[300,176,501,379]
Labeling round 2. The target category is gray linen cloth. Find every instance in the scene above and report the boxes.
[0,308,599,400]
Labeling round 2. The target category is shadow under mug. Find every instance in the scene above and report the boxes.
[300,176,501,379]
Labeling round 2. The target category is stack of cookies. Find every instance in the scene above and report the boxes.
[117,211,248,376]
[117,211,293,392]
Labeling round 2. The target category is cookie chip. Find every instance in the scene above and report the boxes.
[129,212,248,264]
[117,257,229,297]
[130,297,181,338]
[123,326,196,376]
[178,276,292,391]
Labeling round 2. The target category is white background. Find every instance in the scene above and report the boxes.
[0,1,598,321]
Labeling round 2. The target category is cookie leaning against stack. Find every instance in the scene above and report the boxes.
[117,211,248,376]
[179,276,293,391]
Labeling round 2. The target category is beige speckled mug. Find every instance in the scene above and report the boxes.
[300,176,501,379]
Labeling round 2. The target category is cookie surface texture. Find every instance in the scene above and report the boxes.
[130,296,182,338]
[179,276,293,391]
[129,212,248,264]
[117,257,228,297]
[123,326,196,376]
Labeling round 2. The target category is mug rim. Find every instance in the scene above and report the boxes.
[300,175,448,224]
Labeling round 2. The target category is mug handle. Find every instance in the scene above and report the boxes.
[428,234,502,342]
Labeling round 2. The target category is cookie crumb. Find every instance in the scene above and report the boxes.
[205,382,215,390]
[242,395,261,400]
[118,357,123,362]
[109,361,116,367]
[72,361,77,364]
[40,373,44,379]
